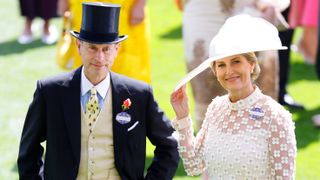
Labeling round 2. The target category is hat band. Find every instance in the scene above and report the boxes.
[79,29,118,42]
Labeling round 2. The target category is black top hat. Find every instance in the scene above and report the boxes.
[70,2,127,44]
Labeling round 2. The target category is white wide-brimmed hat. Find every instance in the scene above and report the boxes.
[174,14,287,91]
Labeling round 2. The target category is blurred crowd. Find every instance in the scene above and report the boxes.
[17,0,319,127]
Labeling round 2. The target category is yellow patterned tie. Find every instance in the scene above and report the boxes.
[85,87,100,131]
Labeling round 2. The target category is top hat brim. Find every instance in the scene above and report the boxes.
[174,46,287,92]
[70,30,128,44]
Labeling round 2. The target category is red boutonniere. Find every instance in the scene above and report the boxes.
[121,98,132,111]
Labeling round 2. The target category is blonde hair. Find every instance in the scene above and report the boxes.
[211,52,261,82]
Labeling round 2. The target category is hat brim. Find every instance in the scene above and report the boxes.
[70,30,128,44]
[174,46,287,91]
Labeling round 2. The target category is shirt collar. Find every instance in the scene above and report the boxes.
[81,68,110,99]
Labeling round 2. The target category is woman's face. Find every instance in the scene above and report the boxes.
[214,54,255,93]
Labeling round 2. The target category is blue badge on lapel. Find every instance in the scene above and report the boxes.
[249,107,264,120]
[116,112,131,124]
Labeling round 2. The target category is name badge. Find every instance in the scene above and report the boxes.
[116,112,131,124]
[249,107,264,120]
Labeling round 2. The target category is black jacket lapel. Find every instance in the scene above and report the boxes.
[110,72,132,174]
[61,67,82,165]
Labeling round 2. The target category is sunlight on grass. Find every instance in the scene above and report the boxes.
[0,0,319,179]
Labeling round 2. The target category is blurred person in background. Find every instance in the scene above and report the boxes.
[277,4,306,110]
[289,0,318,65]
[312,1,320,128]
[57,0,151,83]
[18,0,58,44]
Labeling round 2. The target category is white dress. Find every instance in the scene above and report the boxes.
[173,87,296,179]
[182,0,289,127]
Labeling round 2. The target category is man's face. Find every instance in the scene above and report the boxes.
[77,40,119,80]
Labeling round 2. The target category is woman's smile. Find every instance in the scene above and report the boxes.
[225,75,240,82]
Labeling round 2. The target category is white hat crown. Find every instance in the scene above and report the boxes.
[209,14,286,60]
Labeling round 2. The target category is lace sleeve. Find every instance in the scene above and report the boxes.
[172,102,214,176]
[268,109,296,179]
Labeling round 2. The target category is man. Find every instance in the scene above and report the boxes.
[17,2,179,180]
[57,0,152,83]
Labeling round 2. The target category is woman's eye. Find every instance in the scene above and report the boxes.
[231,60,241,64]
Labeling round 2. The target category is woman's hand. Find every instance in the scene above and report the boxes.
[175,0,188,11]
[170,85,190,119]
[57,0,70,16]
[260,5,277,24]
[130,0,145,26]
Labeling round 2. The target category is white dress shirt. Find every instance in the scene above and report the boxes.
[80,68,110,111]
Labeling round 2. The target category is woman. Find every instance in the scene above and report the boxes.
[18,0,58,44]
[177,0,289,130]
[57,0,151,83]
[289,0,318,64]
[171,15,296,179]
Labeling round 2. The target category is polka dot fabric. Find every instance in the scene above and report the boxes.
[85,87,100,131]
[173,87,296,179]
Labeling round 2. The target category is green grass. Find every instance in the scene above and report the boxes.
[0,0,319,179]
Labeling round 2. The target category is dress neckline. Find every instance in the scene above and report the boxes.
[227,86,262,110]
